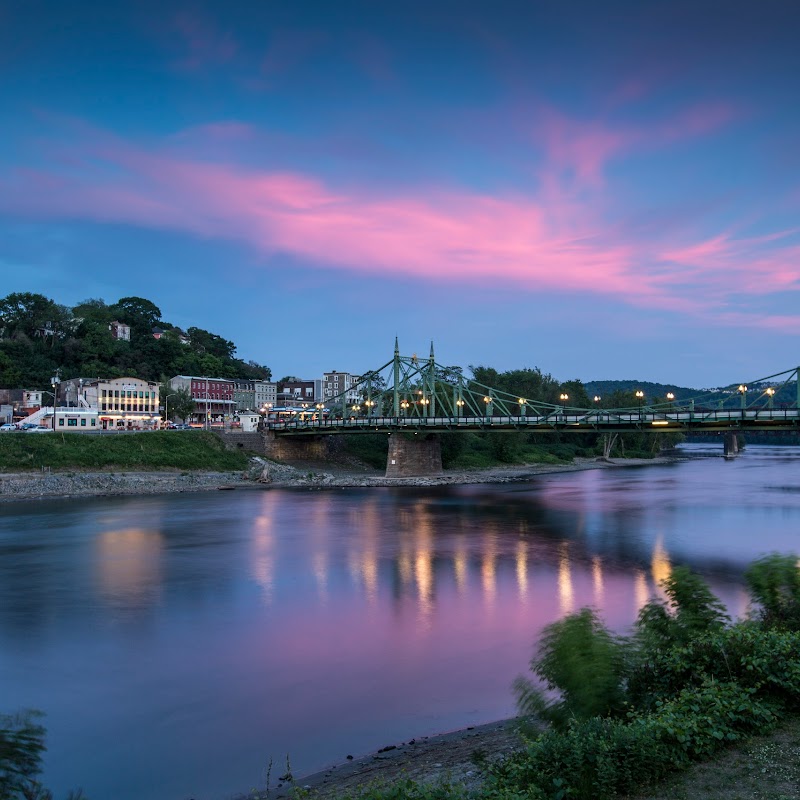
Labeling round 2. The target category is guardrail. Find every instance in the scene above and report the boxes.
[268,408,800,434]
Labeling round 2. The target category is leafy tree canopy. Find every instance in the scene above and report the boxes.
[0,293,271,390]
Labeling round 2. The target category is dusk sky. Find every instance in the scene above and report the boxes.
[2,1,799,387]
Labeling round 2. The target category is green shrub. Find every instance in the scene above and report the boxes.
[745,553,800,630]
[489,681,779,800]
[628,624,800,711]
[514,609,627,730]
[636,566,729,652]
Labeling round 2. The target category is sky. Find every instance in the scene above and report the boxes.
[1,0,800,388]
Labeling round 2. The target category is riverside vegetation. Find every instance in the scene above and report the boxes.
[0,430,248,472]
[4,555,800,800]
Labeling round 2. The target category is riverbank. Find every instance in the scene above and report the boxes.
[0,454,683,500]
[252,718,525,800]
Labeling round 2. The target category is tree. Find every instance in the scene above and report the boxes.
[0,710,46,799]
[187,327,236,360]
[165,388,194,423]
[0,293,63,340]
[113,296,162,332]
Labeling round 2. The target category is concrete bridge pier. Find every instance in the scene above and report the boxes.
[386,433,443,478]
[723,432,740,458]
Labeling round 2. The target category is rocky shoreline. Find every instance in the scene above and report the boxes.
[0,454,681,501]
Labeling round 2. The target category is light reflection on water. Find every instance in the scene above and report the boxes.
[0,443,798,800]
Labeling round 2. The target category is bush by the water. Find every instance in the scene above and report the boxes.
[0,430,248,472]
[485,559,800,800]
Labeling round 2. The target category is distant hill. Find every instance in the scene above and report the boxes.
[583,380,700,403]
[584,378,798,407]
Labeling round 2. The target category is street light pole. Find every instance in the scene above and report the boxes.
[635,390,644,418]
[164,393,176,427]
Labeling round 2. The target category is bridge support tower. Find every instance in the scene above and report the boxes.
[386,433,443,478]
[723,432,740,458]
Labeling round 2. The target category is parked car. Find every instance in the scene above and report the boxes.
[173,423,194,430]
[26,426,54,433]
[0,423,17,431]
[19,423,39,430]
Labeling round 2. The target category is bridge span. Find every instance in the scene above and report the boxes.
[263,340,800,476]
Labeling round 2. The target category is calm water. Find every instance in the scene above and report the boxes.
[2,443,800,800]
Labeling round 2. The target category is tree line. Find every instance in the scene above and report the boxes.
[0,293,271,390]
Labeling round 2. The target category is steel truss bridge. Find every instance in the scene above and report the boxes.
[269,340,800,437]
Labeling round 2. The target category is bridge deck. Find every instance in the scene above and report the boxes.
[269,409,800,436]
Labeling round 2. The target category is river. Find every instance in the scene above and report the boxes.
[1,443,799,800]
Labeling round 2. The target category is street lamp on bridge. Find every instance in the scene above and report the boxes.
[766,387,775,409]
[483,395,492,419]
[518,398,527,417]
[635,390,644,417]
[738,384,748,410]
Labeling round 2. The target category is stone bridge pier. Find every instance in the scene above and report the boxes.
[385,433,443,478]
[723,432,741,457]
[263,432,330,462]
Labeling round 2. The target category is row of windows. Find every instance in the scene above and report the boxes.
[101,404,154,411]
[101,390,156,399]
[59,418,96,427]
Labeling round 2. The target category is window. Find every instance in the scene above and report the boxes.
[91,419,96,426]
[114,390,120,398]
[80,418,87,426]
[67,418,77,427]
[59,418,64,426]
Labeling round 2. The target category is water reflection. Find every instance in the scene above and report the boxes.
[95,528,163,608]
[1,444,799,800]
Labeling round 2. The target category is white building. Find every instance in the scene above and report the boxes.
[59,376,160,430]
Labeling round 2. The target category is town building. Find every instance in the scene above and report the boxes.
[322,371,362,405]
[277,379,316,407]
[254,380,277,410]
[233,380,255,412]
[60,376,160,430]
[169,375,235,425]
[109,320,131,341]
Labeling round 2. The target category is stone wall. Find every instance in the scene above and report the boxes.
[263,432,330,462]
[216,431,265,454]
[385,433,443,478]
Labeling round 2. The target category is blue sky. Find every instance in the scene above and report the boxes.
[2,0,799,387]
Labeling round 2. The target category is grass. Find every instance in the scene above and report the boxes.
[626,715,800,800]
[0,430,249,472]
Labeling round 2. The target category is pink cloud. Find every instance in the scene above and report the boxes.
[1,110,796,328]
[531,102,738,187]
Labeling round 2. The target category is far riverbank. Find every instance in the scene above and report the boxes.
[0,453,683,501]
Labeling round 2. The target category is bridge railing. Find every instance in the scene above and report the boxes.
[267,407,800,432]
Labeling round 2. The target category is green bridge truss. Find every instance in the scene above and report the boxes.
[271,340,800,435]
